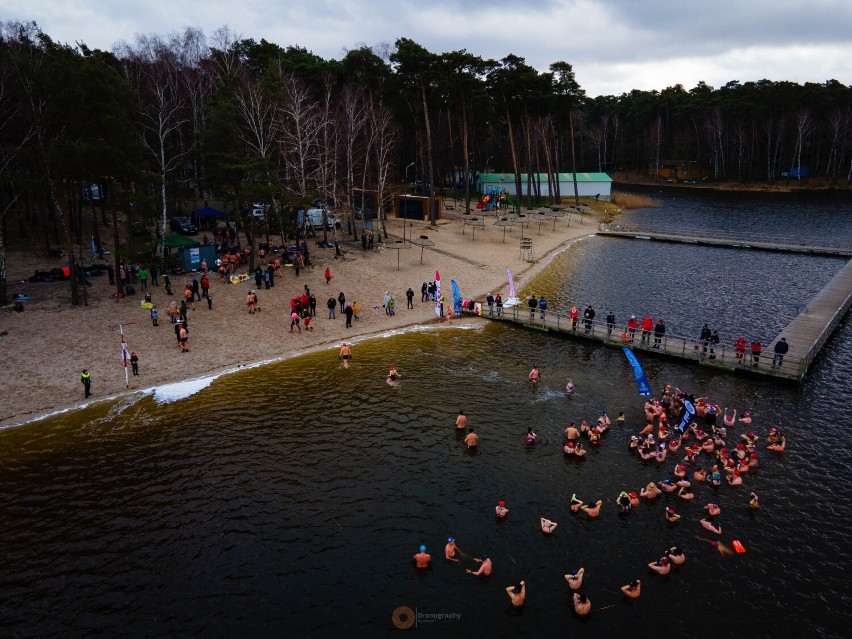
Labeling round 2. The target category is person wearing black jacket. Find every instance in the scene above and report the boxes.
[583,305,596,334]
[606,311,616,337]
[654,319,666,348]
[699,324,712,357]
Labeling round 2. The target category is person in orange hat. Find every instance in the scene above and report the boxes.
[130,352,139,376]
[387,364,400,386]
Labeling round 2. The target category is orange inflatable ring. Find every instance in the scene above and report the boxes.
[732,540,746,554]
[620,332,631,343]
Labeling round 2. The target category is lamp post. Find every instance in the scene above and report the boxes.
[485,156,493,173]
[405,162,415,185]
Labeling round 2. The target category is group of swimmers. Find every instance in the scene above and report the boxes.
[408,373,787,617]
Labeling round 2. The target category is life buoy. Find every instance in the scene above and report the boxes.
[621,332,631,343]
[732,540,746,554]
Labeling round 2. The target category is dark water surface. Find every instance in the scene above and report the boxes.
[1,195,850,639]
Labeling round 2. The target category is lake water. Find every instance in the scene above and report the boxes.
[1,190,850,638]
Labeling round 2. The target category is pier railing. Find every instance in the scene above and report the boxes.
[474,303,806,381]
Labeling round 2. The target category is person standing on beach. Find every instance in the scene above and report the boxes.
[163,274,172,296]
[81,369,92,398]
[361,231,367,251]
[130,352,139,376]
[368,232,374,250]
[325,266,333,284]
[191,277,201,301]
[327,296,336,319]
[150,264,158,286]
[200,273,209,299]
[421,282,428,302]
[150,304,158,327]
[179,325,189,352]
[338,291,346,314]
[139,266,148,291]
[344,303,354,328]
[406,287,414,309]
[180,299,188,321]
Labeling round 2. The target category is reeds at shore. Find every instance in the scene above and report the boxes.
[611,192,659,209]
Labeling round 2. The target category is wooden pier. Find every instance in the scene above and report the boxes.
[598,229,852,257]
[473,258,851,382]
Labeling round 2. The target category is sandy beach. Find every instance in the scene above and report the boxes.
[0,205,603,427]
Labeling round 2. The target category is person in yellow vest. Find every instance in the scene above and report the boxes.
[81,369,92,398]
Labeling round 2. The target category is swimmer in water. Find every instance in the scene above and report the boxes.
[570,494,584,513]
[455,410,467,430]
[564,567,584,590]
[695,535,734,555]
[767,432,786,452]
[738,411,753,425]
[704,501,721,516]
[665,506,681,523]
[528,364,540,384]
[648,556,671,575]
[616,411,626,424]
[723,407,736,428]
[581,500,602,518]
[413,545,431,568]
[339,342,352,368]
[573,592,591,617]
[525,427,537,445]
[667,546,686,565]
[621,580,641,598]
[495,500,509,518]
[640,482,661,500]
[565,378,574,395]
[464,427,478,449]
[445,537,462,562]
[700,516,722,535]
[749,491,760,510]
[540,517,558,534]
[386,364,401,386]
[466,553,492,576]
[506,581,526,607]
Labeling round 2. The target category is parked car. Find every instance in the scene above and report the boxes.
[170,216,197,234]
[297,208,341,230]
[252,203,266,222]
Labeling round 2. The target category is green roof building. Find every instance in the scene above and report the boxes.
[477,172,612,198]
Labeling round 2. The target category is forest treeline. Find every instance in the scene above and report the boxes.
[0,21,849,304]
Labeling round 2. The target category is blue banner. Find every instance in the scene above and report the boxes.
[676,400,696,433]
[451,279,462,315]
[622,347,652,396]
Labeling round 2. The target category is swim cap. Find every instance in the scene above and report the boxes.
[629,492,637,499]
[513,585,521,593]
[447,537,454,542]
[480,553,487,560]
[420,545,426,552]
[498,501,505,507]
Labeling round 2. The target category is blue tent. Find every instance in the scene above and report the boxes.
[191,206,226,228]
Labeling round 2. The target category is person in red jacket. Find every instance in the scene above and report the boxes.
[750,340,762,367]
[627,315,639,341]
[640,314,653,344]
[734,336,747,362]
[570,305,580,332]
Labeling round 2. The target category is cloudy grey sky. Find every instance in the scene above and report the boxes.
[3,0,850,96]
